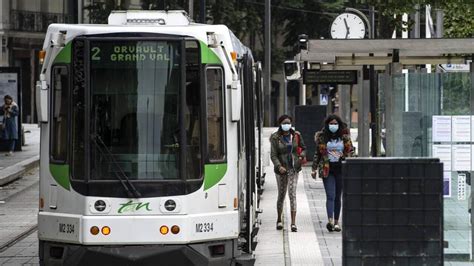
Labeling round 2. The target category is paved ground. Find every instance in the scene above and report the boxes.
[0,229,39,265]
[0,124,40,169]
[0,124,40,186]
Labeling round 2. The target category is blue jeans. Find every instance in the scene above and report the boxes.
[322,172,343,220]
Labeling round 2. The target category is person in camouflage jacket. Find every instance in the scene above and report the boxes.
[311,114,353,232]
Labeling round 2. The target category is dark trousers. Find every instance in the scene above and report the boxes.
[7,139,15,152]
[322,172,343,220]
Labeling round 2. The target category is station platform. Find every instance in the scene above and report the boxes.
[0,124,40,187]
[254,163,342,266]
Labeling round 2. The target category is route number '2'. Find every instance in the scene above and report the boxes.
[195,222,213,233]
[91,47,101,60]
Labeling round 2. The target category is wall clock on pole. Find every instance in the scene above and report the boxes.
[330,12,366,39]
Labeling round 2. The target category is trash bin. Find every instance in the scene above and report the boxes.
[342,158,443,265]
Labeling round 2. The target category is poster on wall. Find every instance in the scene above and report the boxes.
[443,171,451,198]
[470,116,474,142]
[432,116,452,142]
[457,173,466,200]
[432,144,452,171]
[452,116,471,142]
[452,145,471,171]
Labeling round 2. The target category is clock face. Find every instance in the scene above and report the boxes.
[330,13,366,39]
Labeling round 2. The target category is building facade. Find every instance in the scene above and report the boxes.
[0,0,80,123]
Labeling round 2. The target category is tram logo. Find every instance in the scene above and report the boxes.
[118,200,152,213]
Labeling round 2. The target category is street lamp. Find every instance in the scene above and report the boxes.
[298,34,308,51]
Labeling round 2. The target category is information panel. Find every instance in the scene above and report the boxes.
[303,70,357,85]
[452,116,470,142]
[432,116,452,142]
[452,145,471,171]
[432,144,452,171]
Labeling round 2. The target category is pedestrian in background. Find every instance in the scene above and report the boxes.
[0,95,19,156]
[270,115,306,232]
[311,114,353,232]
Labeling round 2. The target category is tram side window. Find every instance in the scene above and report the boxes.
[206,68,225,161]
[51,66,69,162]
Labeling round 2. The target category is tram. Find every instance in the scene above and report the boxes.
[36,10,264,265]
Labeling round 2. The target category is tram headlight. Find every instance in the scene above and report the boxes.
[94,200,106,212]
[160,225,169,235]
[90,226,100,235]
[101,226,111,235]
[171,225,180,234]
[164,200,176,211]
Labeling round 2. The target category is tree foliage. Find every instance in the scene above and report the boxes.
[442,1,474,38]
[358,0,474,38]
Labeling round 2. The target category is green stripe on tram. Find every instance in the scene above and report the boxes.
[53,42,72,64]
[200,41,222,65]
[49,164,71,190]
[204,163,228,191]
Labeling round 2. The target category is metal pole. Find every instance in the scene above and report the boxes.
[284,79,288,114]
[414,4,420,38]
[78,0,83,23]
[436,9,444,38]
[369,5,378,156]
[264,0,271,126]
[471,60,474,261]
[299,61,306,106]
[199,0,206,23]
[369,5,375,39]
[189,0,194,20]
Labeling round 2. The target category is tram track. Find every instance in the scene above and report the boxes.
[0,168,39,254]
[0,225,38,253]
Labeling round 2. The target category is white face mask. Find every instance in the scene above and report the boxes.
[329,124,339,133]
[281,124,292,131]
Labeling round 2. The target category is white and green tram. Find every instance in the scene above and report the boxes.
[36,10,265,266]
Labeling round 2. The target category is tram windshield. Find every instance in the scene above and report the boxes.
[88,40,201,181]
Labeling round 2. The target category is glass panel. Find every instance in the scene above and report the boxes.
[72,40,85,180]
[51,66,69,162]
[381,71,473,262]
[185,40,202,179]
[206,68,225,160]
[89,40,181,180]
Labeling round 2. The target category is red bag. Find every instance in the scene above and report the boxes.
[295,133,307,165]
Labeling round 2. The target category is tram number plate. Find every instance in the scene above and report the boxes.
[195,222,213,233]
[59,223,75,234]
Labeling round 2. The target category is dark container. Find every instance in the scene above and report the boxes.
[294,105,327,162]
[342,158,443,266]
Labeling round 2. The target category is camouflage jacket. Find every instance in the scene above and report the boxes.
[312,130,353,178]
[270,130,306,174]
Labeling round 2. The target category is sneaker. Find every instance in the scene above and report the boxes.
[276,221,283,230]
[334,224,341,232]
[326,222,334,232]
[291,224,297,232]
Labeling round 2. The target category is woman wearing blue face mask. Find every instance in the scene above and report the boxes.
[311,114,353,232]
[270,115,306,232]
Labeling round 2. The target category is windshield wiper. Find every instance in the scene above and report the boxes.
[91,134,141,198]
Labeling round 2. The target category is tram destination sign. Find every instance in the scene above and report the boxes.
[303,70,357,85]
